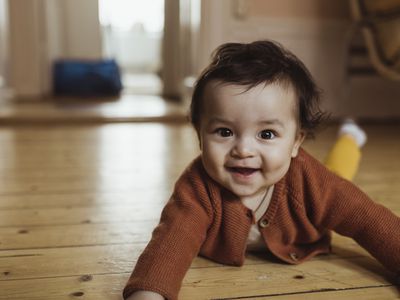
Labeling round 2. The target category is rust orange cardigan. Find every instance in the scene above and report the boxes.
[123,148,400,300]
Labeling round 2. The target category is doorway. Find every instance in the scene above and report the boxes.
[98,0,164,95]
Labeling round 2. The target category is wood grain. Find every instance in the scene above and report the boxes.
[0,122,399,300]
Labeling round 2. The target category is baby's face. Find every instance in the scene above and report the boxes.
[198,81,304,199]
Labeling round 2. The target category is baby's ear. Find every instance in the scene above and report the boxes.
[291,131,306,158]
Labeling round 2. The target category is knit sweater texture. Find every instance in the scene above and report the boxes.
[123,148,400,300]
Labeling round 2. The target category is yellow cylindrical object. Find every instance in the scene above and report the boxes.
[324,135,361,181]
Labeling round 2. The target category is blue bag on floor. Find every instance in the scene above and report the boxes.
[53,59,123,96]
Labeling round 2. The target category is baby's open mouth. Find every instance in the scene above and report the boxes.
[227,167,260,176]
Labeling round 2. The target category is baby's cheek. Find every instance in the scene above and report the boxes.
[206,143,227,162]
[202,151,220,175]
[263,150,286,166]
[263,154,291,175]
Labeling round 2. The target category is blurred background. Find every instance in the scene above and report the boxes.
[0,0,399,121]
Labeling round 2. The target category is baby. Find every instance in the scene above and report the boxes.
[124,40,400,300]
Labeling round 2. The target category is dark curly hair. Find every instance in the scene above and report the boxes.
[190,40,326,138]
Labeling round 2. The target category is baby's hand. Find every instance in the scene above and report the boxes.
[126,290,165,300]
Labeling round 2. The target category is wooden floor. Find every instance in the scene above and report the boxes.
[0,121,399,300]
[0,93,187,124]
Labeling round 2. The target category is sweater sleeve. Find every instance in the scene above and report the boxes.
[123,160,213,300]
[311,164,400,274]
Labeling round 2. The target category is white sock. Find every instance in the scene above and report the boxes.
[338,119,367,147]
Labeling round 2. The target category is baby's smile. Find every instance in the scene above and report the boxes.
[226,166,261,177]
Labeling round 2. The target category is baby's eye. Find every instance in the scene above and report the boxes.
[258,130,276,140]
[216,128,233,137]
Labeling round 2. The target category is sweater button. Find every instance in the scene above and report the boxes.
[246,210,253,219]
[289,252,299,261]
[259,219,269,228]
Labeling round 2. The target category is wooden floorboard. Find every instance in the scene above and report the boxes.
[229,286,400,300]
[0,94,187,125]
[0,122,399,299]
[0,235,376,282]
[0,256,395,300]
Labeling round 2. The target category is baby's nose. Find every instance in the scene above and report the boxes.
[230,137,256,158]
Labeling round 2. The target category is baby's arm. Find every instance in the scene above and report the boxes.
[123,159,213,300]
[318,175,400,273]
[126,291,164,300]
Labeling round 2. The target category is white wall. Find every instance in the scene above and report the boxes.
[8,0,45,98]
